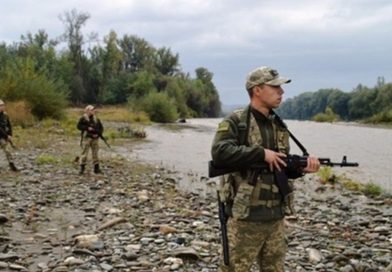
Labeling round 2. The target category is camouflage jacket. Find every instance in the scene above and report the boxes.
[0,112,12,139]
[77,114,103,139]
[211,105,290,221]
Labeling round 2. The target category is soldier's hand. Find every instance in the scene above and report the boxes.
[264,149,287,172]
[7,135,12,141]
[303,156,320,173]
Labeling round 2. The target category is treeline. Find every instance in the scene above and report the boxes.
[0,9,221,122]
[278,77,392,123]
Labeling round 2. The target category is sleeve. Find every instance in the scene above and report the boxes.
[211,115,265,169]
[77,117,88,131]
[6,115,12,136]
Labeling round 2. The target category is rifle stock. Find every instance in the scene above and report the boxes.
[208,155,358,178]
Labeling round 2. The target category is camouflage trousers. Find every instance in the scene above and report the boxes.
[219,218,286,272]
[80,138,99,165]
[0,138,14,163]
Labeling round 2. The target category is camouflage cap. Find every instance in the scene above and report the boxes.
[245,66,291,90]
[0,99,4,105]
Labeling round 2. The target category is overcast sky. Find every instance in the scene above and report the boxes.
[1,0,392,105]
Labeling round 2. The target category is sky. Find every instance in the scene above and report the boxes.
[1,0,392,105]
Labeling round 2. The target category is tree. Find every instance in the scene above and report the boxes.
[97,30,123,103]
[59,9,90,104]
[348,86,376,119]
[0,57,68,119]
[154,47,179,76]
[119,35,155,72]
[327,90,350,119]
[18,30,58,73]
[0,11,225,121]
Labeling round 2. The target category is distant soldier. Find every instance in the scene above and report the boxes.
[77,105,104,175]
[0,99,18,171]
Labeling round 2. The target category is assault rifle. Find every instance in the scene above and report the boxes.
[98,133,111,149]
[212,109,359,267]
[217,191,230,266]
[209,155,359,178]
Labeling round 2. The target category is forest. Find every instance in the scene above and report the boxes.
[278,77,392,123]
[0,9,221,122]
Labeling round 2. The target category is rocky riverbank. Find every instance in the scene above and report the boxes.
[0,139,391,271]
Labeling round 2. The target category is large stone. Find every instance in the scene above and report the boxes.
[0,214,8,224]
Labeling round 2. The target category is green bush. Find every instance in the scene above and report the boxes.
[365,109,392,123]
[316,166,338,184]
[134,91,178,123]
[312,107,340,122]
[362,183,383,197]
[0,57,68,120]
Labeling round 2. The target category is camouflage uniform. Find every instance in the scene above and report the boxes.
[0,111,15,165]
[211,66,298,271]
[212,106,291,271]
[77,109,104,174]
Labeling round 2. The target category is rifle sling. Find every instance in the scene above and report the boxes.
[272,111,309,156]
[238,107,309,156]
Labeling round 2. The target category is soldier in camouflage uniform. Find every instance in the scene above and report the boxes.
[211,67,320,271]
[0,99,18,171]
[77,105,104,175]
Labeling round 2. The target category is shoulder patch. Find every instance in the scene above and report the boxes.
[217,121,230,132]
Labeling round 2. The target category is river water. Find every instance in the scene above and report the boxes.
[122,119,392,194]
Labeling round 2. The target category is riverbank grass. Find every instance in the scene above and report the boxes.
[318,167,384,197]
[10,106,148,149]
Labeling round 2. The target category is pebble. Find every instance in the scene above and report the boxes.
[0,146,390,271]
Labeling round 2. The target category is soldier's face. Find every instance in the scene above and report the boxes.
[256,84,284,109]
[87,109,95,116]
[0,105,4,112]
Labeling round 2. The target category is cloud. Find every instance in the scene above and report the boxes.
[1,0,392,104]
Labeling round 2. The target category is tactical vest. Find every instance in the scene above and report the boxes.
[0,112,10,138]
[219,106,290,221]
[82,114,100,139]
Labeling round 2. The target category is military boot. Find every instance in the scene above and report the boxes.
[79,164,86,175]
[9,162,18,172]
[94,164,103,174]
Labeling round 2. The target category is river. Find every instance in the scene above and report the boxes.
[121,119,392,194]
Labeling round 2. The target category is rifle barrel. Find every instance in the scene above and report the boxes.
[208,155,359,178]
[318,157,359,167]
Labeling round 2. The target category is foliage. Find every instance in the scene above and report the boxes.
[317,169,384,197]
[4,100,35,127]
[0,10,222,122]
[133,92,178,123]
[0,57,68,119]
[317,166,337,184]
[278,81,392,123]
[312,107,340,122]
[362,183,383,197]
[36,153,60,165]
[364,109,392,123]
[341,179,364,191]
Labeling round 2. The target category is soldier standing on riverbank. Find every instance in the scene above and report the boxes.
[77,105,104,175]
[211,66,320,271]
[0,99,18,172]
